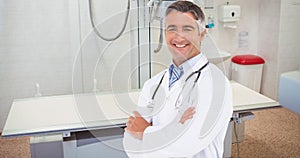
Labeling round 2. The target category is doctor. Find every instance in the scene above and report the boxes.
[124,1,232,157]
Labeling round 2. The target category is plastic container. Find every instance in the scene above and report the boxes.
[231,55,265,92]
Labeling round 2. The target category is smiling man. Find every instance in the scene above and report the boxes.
[124,1,232,157]
[164,4,205,67]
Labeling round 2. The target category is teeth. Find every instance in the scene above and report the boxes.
[175,44,186,48]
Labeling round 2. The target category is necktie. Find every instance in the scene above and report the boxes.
[169,65,184,88]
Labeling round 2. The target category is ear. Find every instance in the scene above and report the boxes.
[199,27,206,42]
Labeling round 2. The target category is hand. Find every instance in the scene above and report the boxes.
[179,107,196,124]
[125,111,151,140]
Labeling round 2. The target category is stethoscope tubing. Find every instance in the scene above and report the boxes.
[151,62,209,108]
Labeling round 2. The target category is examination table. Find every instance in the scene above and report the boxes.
[2,81,279,158]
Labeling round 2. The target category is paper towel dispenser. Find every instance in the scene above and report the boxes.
[218,5,241,22]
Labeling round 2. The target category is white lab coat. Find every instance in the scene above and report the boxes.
[123,55,233,158]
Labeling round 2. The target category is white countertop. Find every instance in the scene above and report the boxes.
[2,82,279,138]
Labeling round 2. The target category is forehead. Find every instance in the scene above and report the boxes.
[165,11,197,26]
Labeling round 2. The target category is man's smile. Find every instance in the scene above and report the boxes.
[174,44,188,48]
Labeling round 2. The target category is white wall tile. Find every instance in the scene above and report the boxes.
[0,0,81,130]
[260,0,300,99]
[261,60,279,99]
[298,58,300,71]
[78,0,135,92]
[257,0,281,99]
[0,0,138,131]
[278,0,300,74]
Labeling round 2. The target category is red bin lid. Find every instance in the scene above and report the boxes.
[231,55,265,65]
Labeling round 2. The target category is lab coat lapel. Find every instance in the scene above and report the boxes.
[179,54,209,86]
[158,54,209,114]
[165,54,209,98]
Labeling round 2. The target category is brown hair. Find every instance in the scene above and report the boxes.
[165,1,205,22]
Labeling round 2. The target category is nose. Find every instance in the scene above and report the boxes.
[173,32,185,42]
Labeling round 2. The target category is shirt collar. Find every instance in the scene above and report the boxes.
[170,53,203,75]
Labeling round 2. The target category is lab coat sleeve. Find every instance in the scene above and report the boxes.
[135,78,157,123]
[141,67,233,157]
[135,71,167,122]
[123,72,166,157]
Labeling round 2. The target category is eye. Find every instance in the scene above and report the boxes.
[166,26,177,32]
[183,28,193,32]
[183,26,194,32]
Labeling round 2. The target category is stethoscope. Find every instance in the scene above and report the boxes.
[147,61,209,110]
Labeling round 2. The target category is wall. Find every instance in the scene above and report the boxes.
[299,57,300,70]
[151,0,299,100]
[0,0,137,131]
[214,0,260,77]
[259,0,300,99]
[0,0,80,130]
[217,0,300,100]
[151,0,261,77]
[76,0,136,92]
[258,0,281,99]
[278,0,300,73]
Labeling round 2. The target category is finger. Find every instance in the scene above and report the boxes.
[182,107,194,115]
[182,115,193,121]
[125,127,135,133]
[182,110,194,117]
[133,111,142,117]
[184,111,195,118]
[186,108,196,115]
[124,127,130,132]
[180,109,196,124]
[187,107,195,112]
[129,116,135,121]
[127,119,133,124]
[187,115,194,119]
[127,120,137,129]
[125,126,131,132]
[190,109,196,115]
[126,122,131,130]
[127,120,139,131]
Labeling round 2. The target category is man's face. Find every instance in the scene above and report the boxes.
[165,11,205,66]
